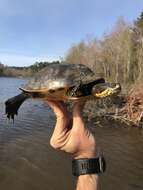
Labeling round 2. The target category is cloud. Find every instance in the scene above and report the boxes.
[0,53,59,67]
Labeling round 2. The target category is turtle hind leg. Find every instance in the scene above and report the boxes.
[5,93,29,120]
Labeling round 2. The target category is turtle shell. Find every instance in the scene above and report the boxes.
[21,64,98,92]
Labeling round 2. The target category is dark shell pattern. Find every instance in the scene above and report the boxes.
[22,64,97,92]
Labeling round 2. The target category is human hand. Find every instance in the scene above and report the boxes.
[47,100,97,159]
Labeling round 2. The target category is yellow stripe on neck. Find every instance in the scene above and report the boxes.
[95,88,113,98]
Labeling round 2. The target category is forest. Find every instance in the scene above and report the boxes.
[1,12,143,126]
[0,61,60,77]
[64,12,143,127]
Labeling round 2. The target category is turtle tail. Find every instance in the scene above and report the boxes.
[5,93,30,120]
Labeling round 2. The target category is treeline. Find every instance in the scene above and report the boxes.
[0,61,60,77]
[1,12,143,92]
[65,12,143,93]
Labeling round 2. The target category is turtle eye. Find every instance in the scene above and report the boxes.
[57,87,64,91]
[49,89,55,93]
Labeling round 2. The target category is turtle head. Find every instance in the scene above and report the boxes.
[92,83,121,98]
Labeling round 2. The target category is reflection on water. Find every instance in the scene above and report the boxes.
[0,77,143,190]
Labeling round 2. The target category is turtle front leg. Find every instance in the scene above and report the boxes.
[70,80,83,97]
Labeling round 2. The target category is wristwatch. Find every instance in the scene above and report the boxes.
[72,156,106,176]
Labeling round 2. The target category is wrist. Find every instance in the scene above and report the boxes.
[78,174,99,182]
[73,150,97,160]
[76,174,99,190]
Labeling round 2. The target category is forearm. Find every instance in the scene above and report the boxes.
[76,174,100,190]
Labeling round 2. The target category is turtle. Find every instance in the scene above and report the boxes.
[5,63,121,120]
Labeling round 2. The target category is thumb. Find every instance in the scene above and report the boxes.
[72,101,86,131]
[72,100,85,117]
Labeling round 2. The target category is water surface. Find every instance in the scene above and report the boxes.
[0,77,143,190]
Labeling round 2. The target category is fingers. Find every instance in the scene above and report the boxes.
[46,100,85,119]
[46,100,86,133]
[46,100,71,149]
[46,100,68,118]
[46,100,71,134]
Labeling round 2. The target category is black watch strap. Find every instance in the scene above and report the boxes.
[72,157,106,176]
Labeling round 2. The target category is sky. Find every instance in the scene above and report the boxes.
[0,0,143,67]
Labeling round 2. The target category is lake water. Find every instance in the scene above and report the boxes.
[0,77,143,190]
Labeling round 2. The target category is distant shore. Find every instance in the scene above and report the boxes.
[0,61,60,78]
